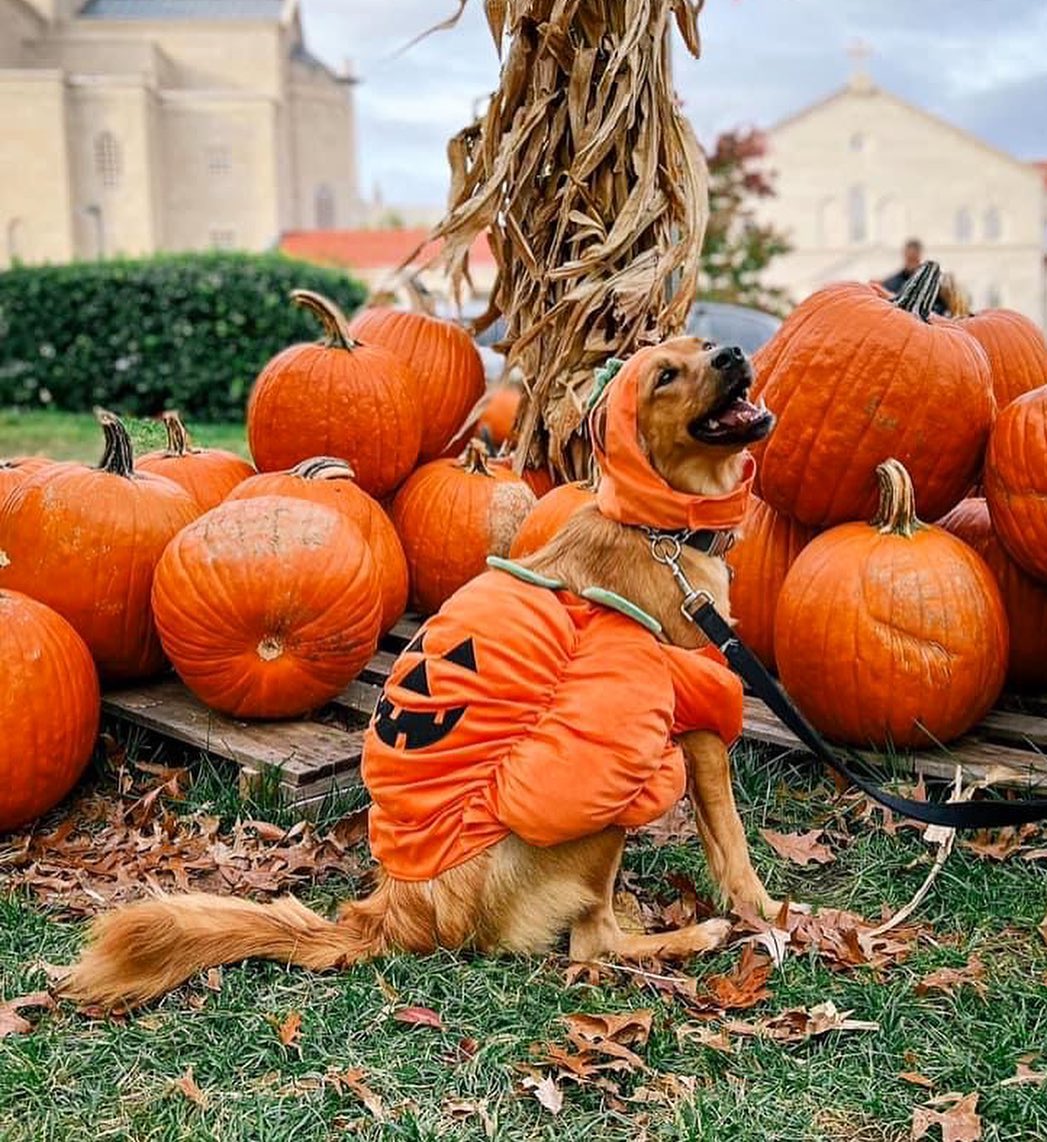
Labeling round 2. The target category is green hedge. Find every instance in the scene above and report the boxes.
[0,252,367,422]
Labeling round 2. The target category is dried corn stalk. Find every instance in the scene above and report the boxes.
[409,0,710,480]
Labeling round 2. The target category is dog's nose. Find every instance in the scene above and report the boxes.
[712,346,746,371]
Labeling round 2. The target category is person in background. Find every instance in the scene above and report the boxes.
[881,238,948,314]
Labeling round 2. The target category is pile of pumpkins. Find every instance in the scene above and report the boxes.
[0,291,539,832]
[3,266,1047,831]
[725,262,1047,748]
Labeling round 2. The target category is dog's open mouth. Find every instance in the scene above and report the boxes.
[688,376,775,446]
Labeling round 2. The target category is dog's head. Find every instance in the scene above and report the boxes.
[591,337,774,514]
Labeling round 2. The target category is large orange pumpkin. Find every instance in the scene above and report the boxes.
[984,385,1047,582]
[939,498,1047,691]
[774,460,1007,748]
[247,291,420,497]
[478,385,522,448]
[725,495,816,672]
[0,591,100,833]
[392,440,536,614]
[138,411,255,511]
[955,309,1047,410]
[752,262,994,527]
[347,307,485,462]
[225,457,409,634]
[509,481,596,558]
[152,496,382,719]
[0,411,198,682]
[0,456,51,505]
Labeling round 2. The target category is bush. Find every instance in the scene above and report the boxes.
[0,252,367,421]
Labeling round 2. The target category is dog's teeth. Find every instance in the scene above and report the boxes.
[707,419,720,429]
[756,396,768,411]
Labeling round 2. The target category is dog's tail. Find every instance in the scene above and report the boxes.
[58,888,393,1009]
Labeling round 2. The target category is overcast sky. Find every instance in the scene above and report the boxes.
[300,0,1047,209]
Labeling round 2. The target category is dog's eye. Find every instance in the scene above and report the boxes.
[702,341,716,352]
[655,367,679,389]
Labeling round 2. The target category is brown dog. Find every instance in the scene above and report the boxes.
[60,336,778,1009]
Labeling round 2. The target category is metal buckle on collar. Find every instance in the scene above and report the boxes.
[645,528,715,620]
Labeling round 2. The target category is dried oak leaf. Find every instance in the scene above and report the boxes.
[911,1092,981,1142]
[961,825,1039,862]
[328,1068,385,1121]
[899,1071,936,1089]
[694,946,773,1012]
[269,1010,302,1047]
[563,1009,653,1070]
[0,991,55,1038]
[393,1005,444,1030]
[760,828,836,867]
[174,1067,208,1108]
[915,957,987,1000]
[1000,1057,1047,1087]
[523,1074,564,1115]
[727,1001,879,1043]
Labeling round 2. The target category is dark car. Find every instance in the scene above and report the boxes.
[685,301,782,356]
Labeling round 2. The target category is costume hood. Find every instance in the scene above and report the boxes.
[590,346,755,532]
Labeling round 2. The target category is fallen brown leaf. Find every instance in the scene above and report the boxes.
[676,1023,734,1053]
[393,1005,444,1030]
[760,828,836,867]
[1000,1060,1047,1087]
[272,1010,302,1047]
[174,1067,208,1108]
[329,1068,385,1121]
[961,825,1039,862]
[911,1092,981,1141]
[204,968,223,993]
[727,1001,879,1043]
[916,958,987,1000]
[0,991,55,1038]
[899,1071,935,1089]
[1038,914,1047,948]
[444,1098,496,1138]
[563,1009,652,1070]
[695,946,773,1012]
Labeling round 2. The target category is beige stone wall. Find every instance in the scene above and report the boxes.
[757,85,1046,326]
[66,76,159,258]
[0,1,44,67]
[0,70,73,265]
[289,78,355,230]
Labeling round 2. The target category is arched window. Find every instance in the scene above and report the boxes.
[94,131,122,189]
[849,132,865,153]
[314,184,335,230]
[985,283,1003,309]
[955,207,973,243]
[847,184,867,244]
[6,218,22,262]
[984,206,1002,242]
[206,144,231,176]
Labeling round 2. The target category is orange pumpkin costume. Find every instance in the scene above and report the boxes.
[363,344,754,882]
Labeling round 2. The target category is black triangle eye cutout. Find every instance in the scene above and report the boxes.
[443,638,478,672]
[399,660,430,696]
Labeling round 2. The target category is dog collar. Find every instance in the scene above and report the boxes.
[643,526,736,560]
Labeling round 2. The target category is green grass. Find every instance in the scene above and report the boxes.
[0,408,248,463]
[2,747,1046,1141]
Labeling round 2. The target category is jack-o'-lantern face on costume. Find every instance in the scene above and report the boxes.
[373,632,479,751]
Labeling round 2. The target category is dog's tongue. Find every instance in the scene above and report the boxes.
[716,397,762,429]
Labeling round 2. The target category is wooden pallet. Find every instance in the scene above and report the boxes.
[104,614,1047,812]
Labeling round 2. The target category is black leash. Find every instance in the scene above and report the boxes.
[647,529,1047,830]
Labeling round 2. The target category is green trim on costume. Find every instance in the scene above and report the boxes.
[585,357,625,413]
[486,556,566,590]
[580,587,663,635]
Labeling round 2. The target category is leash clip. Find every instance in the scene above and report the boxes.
[645,529,715,621]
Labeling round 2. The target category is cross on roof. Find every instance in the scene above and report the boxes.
[847,38,874,89]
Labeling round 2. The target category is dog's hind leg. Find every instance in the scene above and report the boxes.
[681,730,779,916]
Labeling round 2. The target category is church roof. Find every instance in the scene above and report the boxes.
[79,0,286,20]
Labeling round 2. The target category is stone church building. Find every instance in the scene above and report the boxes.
[756,67,1046,327]
[0,0,362,267]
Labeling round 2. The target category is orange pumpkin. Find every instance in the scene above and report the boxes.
[247,291,420,497]
[152,496,382,719]
[138,411,255,510]
[392,440,536,614]
[0,591,100,833]
[509,481,596,558]
[955,309,1047,410]
[492,455,556,499]
[478,385,522,447]
[725,496,816,672]
[347,307,485,462]
[939,498,1047,690]
[0,456,51,505]
[226,457,409,634]
[752,262,993,527]
[984,385,1047,582]
[775,460,1007,748]
[0,411,198,682]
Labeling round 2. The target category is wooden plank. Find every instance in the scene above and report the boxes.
[332,678,383,721]
[741,696,1047,790]
[104,679,365,788]
[385,615,423,650]
[360,650,398,687]
[976,710,1047,751]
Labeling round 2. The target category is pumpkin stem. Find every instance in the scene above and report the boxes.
[461,438,494,476]
[290,289,358,349]
[893,261,942,323]
[160,410,194,457]
[94,407,135,479]
[290,456,358,481]
[872,459,924,537]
